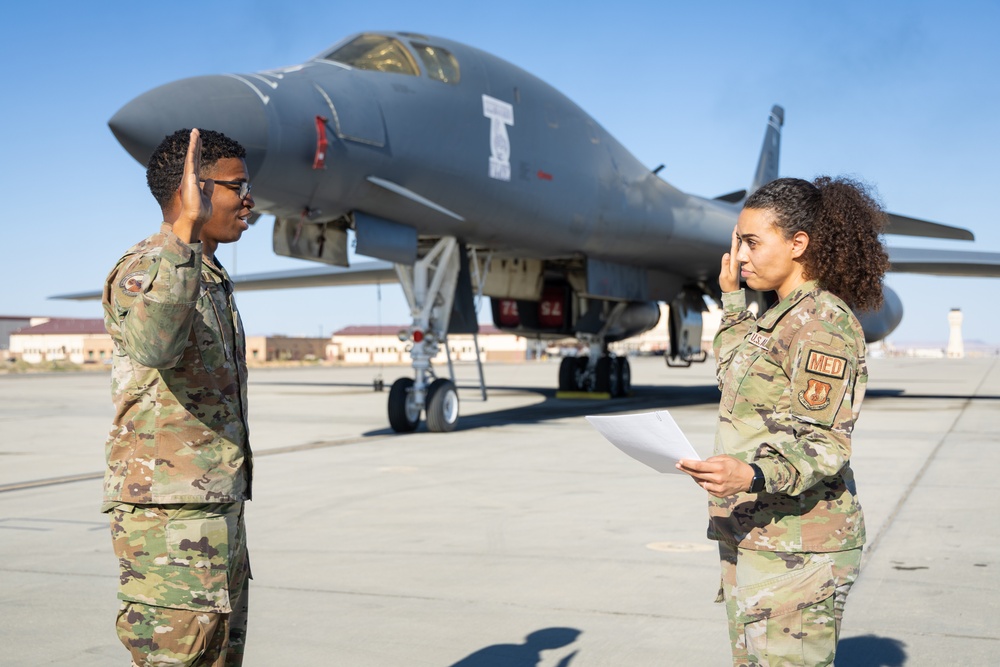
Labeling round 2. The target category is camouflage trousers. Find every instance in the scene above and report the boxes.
[109,502,250,667]
[717,543,861,667]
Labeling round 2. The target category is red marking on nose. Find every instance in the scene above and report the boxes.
[536,170,553,181]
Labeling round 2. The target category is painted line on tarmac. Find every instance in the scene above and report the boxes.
[0,435,390,494]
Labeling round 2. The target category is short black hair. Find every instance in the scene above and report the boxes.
[146,129,246,208]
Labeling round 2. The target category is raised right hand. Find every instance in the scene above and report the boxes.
[173,129,214,244]
[719,225,740,293]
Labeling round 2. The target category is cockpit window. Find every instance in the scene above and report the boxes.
[322,34,419,76]
[411,42,460,84]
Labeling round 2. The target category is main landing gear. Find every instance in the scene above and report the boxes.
[387,236,462,433]
[557,340,631,397]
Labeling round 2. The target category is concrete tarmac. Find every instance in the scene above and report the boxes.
[0,356,997,666]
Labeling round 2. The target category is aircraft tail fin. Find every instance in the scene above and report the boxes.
[750,105,784,195]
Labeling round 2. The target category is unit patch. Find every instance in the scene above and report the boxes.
[798,378,832,410]
[805,350,847,378]
[119,272,146,296]
[748,331,771,350]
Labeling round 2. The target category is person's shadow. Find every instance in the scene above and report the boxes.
[448,627,581,666]
[836,634,907,666]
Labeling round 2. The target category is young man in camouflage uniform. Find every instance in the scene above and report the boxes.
[678,177,889,666]
[102,128,255,667]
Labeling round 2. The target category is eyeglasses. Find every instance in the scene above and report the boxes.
[200,179,252,200]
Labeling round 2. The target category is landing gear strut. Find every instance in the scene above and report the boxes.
[386,236,462,433]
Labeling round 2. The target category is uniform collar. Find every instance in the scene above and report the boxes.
[756,280,820,331]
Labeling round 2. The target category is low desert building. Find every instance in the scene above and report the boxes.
[9,318,110,364]
[328,324,527,364]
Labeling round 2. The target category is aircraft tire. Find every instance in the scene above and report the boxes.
[615,357,631,397]
[388,377,420,432]
[426,378,459,432]
[575,356,590,391]
[558,357,577,391]
[595,356,618,396]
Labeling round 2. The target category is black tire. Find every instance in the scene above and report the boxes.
[558,357,577,391]
[426,378,459,432]
[615,357,631,397]
[595,356,619,395]
[388,377,420,432]
[575,356,590,391]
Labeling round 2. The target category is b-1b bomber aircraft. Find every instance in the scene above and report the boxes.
[69,31,1000,433]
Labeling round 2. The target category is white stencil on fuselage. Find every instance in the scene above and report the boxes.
[482,95,514,181]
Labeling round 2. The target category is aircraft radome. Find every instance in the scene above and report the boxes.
[58,31,1000,433]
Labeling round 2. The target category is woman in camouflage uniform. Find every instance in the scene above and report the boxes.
[677,177,889,666]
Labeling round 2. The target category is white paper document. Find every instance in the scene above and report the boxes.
[586,411,702,474]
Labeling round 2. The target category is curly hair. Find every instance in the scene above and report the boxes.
[744,176,890,311]
[146,129,247,208]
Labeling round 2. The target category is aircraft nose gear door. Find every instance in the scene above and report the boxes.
[388,237,461,433]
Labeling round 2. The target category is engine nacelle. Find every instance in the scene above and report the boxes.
[604,301,662,342]
[856,285,904,343]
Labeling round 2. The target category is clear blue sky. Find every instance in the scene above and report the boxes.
[2,1,998,344]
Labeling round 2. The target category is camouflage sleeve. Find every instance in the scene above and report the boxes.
[754,322,859,496]
[713,289,757,387]
[106,233,203,369]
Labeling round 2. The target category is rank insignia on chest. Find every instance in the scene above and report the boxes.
[805,350,847,378]
[798,378,832,410]
[747,331,771,350]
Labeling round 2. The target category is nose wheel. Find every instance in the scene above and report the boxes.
[426,378,459,432]
[387,377,460,433]
[388,378,421,432]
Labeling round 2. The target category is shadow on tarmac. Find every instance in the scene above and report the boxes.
[836,634,907,666]
[447,627,581,666]
[254,375,1000,437]
[360,383,723,436]
[867,389,1000,401]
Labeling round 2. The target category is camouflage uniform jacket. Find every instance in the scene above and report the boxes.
[709,281,866,553]
[102,223,252,506]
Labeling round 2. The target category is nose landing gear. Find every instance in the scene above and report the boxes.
[386,236,464,433]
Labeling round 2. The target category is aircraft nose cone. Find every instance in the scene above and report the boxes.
[109,74,269,175]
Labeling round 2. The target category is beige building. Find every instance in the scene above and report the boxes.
[1,316,40,351]
[328,324,528,365]
[9,318,112,364]
[9,318,328,365]
[246,336,328,363]
[8,303,727,367]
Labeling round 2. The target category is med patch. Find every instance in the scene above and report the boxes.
[791,341,853,427]
[805,350,847,379]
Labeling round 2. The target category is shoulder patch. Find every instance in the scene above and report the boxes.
[798,378,832,411]
[119,271,146,296]
[805,350,846,379]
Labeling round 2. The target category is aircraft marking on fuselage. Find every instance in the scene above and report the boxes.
[261,64,310,77]
[482,95,514,182]
[313,59,352,71]
[223,74,271,105]
[247,73,280,89]
[312,84,340,128]
[366,176,466,221]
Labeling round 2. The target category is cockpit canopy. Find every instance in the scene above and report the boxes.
[321,33,460,84]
